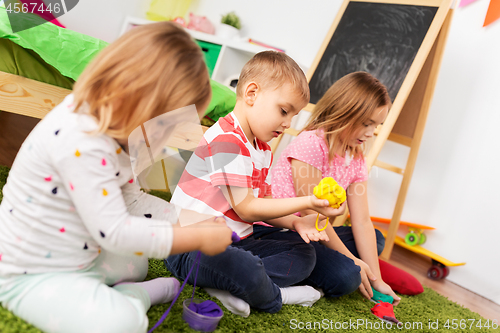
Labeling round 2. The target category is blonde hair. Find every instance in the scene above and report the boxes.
[236,51,309,104]
[304,71,391,160]
[73,22,211,141]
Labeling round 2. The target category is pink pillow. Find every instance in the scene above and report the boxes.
[379,259,424,295]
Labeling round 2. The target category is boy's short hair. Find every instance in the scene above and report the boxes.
[236,51,310,104]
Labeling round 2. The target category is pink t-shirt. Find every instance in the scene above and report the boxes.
[271,130,368,200]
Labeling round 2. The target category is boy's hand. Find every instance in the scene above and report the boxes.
[196,217,233,256]
[292,214,330,243]
[309,196,347,218]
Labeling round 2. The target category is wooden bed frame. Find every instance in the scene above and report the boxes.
[0,70,71,119]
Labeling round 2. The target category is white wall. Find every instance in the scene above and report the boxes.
[368,1,500,305]
[57,0,149,43]
[186,0,343,69]
[59,0,500,304]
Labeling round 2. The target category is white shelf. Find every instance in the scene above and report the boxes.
[187,30,271,54]
[120,16,272,87]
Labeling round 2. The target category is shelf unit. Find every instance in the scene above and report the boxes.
[120,16,310,164]
[120,16,272,87]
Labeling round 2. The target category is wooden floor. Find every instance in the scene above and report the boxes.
[1,112,499,321]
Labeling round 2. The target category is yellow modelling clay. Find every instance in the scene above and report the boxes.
[313,177,346,231]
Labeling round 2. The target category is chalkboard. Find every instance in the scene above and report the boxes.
[309,2,438,104]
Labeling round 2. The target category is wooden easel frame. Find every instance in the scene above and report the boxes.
[375,8,454,260]
[271,0,455,260]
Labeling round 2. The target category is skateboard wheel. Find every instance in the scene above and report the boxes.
[405,232,420,246]
[442,266,450,278]
[418,233,427,245]
[427,265,444,280]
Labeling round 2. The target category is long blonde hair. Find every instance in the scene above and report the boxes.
[73,22,211,141]
[304,71,390,161]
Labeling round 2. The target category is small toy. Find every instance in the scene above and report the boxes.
[370,302,402,327]
[375,228,465,280]
[187,13,215,35]
[313,177,346,231]
[172,17,187,27]
[370,216,435,246]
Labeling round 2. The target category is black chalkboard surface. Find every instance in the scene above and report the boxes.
[309,2,438,104]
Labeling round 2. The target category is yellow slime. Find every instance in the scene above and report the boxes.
[313,177,346,231]
[313,177,346,208]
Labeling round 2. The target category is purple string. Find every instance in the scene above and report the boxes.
[148,231,238,332]
[191,253,200,300]
[148,251,201,333]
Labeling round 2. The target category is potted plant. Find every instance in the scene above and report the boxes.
[217,11,241,39]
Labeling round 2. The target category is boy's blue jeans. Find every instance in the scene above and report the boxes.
[165,235,317,313]
[251,225,386,298]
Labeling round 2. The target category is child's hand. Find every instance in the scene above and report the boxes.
[196,217,233,256]
[292,214,330,243]
[353,258,377,300]
[309,196,347,218]
[372,279,401,306]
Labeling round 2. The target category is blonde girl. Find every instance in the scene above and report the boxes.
[0,22,232,333]
[254,71,401,304]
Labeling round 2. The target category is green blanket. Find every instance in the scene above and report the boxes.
[0,6,107,81]
[0,38,74,89]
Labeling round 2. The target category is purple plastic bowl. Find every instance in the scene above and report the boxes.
[182,299,223,332]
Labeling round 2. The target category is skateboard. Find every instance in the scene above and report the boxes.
[375,227,465,280]
[370,216,435,246]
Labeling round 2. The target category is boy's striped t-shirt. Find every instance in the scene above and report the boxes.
[171,112,273,238]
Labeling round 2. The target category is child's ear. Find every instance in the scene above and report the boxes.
[244,82,258,106]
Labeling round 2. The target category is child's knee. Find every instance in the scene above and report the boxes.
[296,242,317,269]
[286,242,317,280]
[343,268,362,295]
[96,254,149,285]
[324,263,361,297]
[129,257,149,281]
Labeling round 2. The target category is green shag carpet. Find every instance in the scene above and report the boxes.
[0,165,494,333]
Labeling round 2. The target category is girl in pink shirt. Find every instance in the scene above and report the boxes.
[254,72,401,305]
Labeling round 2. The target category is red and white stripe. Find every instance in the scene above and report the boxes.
[172,113,272,238]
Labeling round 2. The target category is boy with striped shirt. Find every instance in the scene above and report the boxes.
[168,51,344,317]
